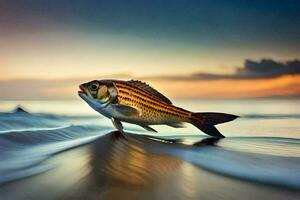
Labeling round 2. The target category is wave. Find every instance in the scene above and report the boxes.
[0,106,299,192]
[140,135,300,189]
[0,109,111,185]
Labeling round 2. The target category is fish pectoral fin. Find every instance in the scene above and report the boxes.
[167,122,185,128]
[115,104,140,116]
[140,125,157,133]
[111,118,123,133]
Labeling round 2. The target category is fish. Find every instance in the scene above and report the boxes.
[78,79,238,138]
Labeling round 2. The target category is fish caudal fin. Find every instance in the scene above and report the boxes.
[191,112,239,138]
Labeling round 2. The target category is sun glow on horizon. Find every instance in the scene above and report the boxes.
[149,75,300,99]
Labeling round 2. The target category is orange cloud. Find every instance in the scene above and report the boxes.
[149,75,300,99]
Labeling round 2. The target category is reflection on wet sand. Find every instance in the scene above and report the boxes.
[1,131,300,200]
[63,132,300,200]
[63,132,184,199]
[90,132,183,188]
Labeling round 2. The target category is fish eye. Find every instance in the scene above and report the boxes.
[90,84,98,91]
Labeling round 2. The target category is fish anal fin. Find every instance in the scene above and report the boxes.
[167,122,185,128]
[140,125,157,133]
[127,80,172,105]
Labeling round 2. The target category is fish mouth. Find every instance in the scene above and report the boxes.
[78,85,87,96]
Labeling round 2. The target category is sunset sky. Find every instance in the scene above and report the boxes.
[0,0,300,99]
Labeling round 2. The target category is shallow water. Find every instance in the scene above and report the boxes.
[0,99,299,199]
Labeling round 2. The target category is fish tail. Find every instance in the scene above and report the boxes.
[190,112,239,138]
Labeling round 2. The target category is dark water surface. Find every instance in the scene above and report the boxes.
[0,100,300,199]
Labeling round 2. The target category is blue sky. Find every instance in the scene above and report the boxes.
[1,0,300,48]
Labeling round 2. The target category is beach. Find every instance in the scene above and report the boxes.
[0,99,300,200]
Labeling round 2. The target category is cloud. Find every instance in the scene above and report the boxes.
[236,59,300,78]
[144,58,300,81]
[191,59,300,80]
[195,58,300,80]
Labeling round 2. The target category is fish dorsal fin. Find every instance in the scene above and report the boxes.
[127,80,172,104]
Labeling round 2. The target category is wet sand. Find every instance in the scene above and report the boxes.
[0,131,299,200]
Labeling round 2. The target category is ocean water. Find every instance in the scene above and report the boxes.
[0,99,299,199]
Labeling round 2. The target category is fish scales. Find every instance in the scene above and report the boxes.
[114,82,191,123]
